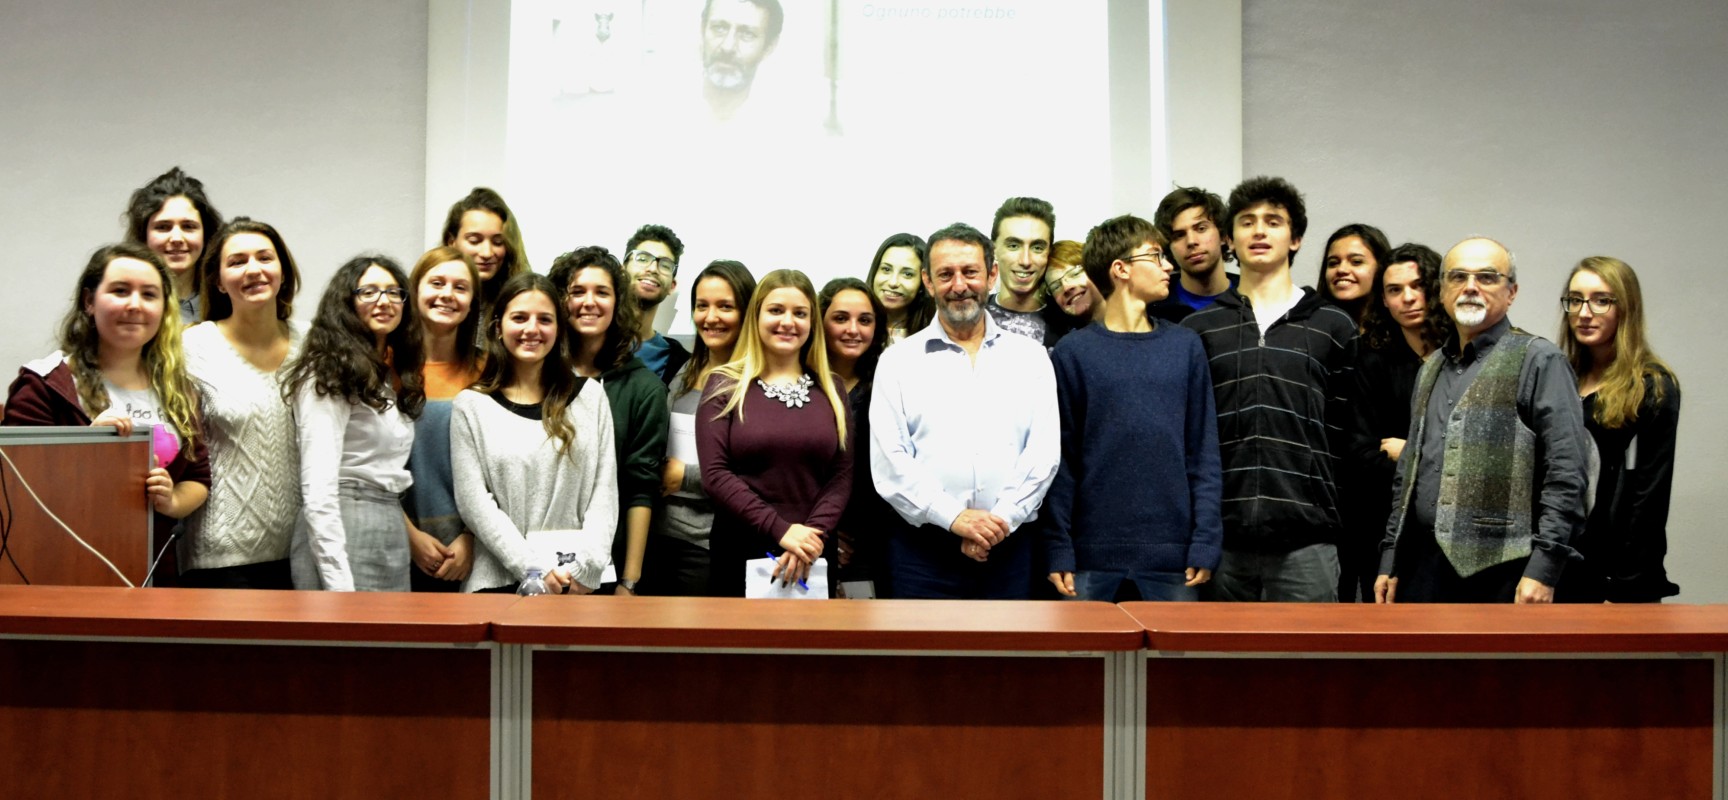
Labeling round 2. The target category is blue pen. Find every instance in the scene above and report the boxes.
[765,551,809,591]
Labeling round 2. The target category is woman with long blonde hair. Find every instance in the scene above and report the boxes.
[696,269,852,596]
[1557,256,1681,603]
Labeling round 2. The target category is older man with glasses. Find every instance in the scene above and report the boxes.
[1375,237,1590,604]
[623,223,689,384]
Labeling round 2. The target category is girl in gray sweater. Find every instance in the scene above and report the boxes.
[452,273,618,594]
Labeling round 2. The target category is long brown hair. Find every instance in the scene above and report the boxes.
[281,255,426,419]
[60,243,200,448]
[1559,256,1676,429]
[472,273,584,456]
[676,260,757,398]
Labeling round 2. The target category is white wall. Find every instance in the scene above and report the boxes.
[1242,0,1728,601]
[4,0,1721,601]
[0,0,429,377]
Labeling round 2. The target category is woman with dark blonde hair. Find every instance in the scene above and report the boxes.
[697,269,852,596]
[283,256,426,591]
[1558,256,1681,603]
[5,243,210,584]
[451,272,618,594]
[402,246,484,591]
[440,187,531,325]
[178,219,306,589]
[549,246,668,595]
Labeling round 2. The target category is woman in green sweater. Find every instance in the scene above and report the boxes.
[550,246,670,596]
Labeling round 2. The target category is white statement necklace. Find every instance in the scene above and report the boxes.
[757,374,814,408]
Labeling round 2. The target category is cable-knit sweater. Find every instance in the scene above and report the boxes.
[171,322,304,570]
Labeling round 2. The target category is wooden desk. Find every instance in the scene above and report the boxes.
[1123,602,1725,800]
[494,598,1143,799]
[0,587,515,799]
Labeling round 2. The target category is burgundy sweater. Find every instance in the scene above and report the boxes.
[696,372,853,563]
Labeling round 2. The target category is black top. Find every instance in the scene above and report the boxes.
[1340,337,1425,547]
[1566,372,1682,602]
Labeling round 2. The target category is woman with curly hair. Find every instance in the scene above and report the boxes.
[122,167,224,324]
[5,243,210,584]
[1558,256,1681,603]
[452,273,617,594]
[549,246,668,595]
[282,256,425,591]
[1337,242,1449,601]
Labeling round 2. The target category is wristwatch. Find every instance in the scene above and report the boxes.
[617,578,639,593]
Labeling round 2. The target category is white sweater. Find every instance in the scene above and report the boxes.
[451,386,618,592]
[179,320,307,570]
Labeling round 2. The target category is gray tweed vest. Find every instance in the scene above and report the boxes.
[1393,330,1537,577]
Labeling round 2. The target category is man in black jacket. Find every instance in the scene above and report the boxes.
[1180,177,1358,602]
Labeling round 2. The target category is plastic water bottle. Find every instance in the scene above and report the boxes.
[517,568,550,596]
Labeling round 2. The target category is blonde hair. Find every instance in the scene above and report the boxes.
[709,269,848,449]
[1559,256,1676,429]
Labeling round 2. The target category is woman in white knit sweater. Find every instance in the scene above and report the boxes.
[452,273,617,594]
[179,219,307,589]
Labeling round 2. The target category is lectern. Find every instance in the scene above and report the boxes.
[0,427,153,586]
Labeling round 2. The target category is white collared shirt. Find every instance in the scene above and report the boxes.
[868,315,1059,533]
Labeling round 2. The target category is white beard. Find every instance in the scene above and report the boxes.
[1452,303,1487,328]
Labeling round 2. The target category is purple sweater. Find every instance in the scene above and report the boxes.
[696,372,854,560]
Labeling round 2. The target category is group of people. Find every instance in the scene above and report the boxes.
[1,167,1679,604]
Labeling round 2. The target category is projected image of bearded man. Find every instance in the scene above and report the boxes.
[700,0,782,122]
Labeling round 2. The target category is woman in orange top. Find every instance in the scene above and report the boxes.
[402,246,485,591]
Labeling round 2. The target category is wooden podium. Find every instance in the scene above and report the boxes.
[0,427,153,586]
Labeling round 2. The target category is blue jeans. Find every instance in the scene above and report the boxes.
[1206,543,1340,602]
[1070,570,1197,602]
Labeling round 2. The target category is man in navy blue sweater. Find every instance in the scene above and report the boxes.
[1043,214,1223,602]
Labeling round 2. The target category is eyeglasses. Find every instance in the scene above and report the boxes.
[1443,269,1508,288]
[627,250,678,276]
[1126,252,1167,268]
[1561,295,1617,315]
[353,286,408,305]
[1043,263,1086,293]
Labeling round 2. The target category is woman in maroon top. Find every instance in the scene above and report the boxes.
[5,243,211,584]
[697,269,853,597]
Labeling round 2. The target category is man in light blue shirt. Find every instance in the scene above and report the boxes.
[870,222,1060,599]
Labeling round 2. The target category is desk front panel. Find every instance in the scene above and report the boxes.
[532,649,1106,799]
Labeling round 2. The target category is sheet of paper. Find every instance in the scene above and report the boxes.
[744,557,828,600]
[667,412,699,464]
